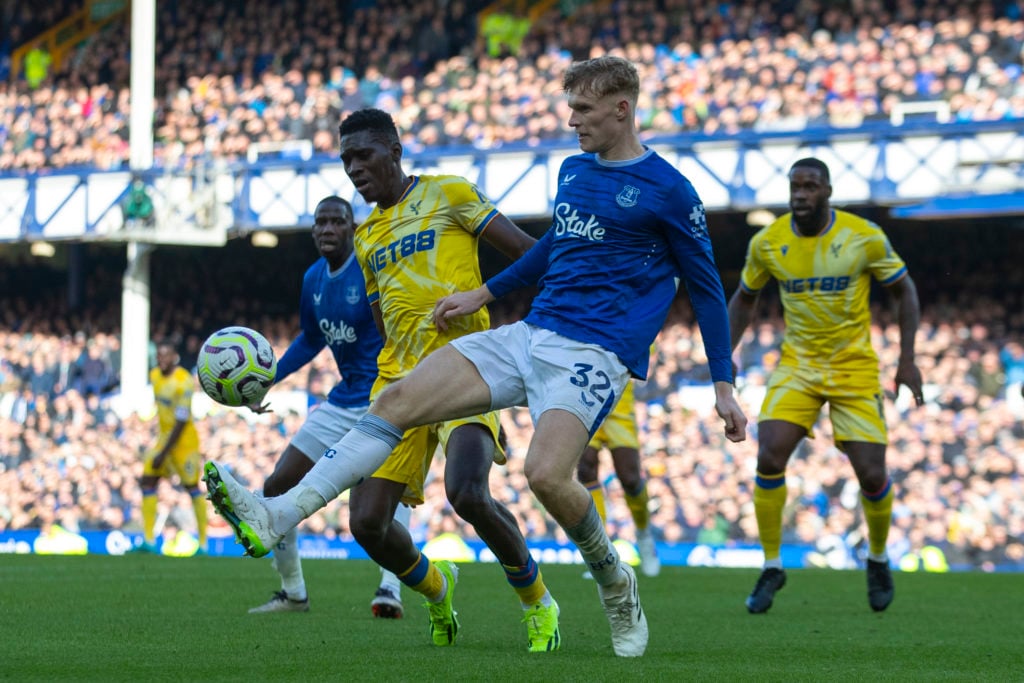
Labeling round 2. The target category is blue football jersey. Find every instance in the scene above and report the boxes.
[276,253,382,407]
[487,149,732,382]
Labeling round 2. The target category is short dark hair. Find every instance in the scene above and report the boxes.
[338,108,400,145]
[156,339,177,353]
[791,157,830,182]
[316,195,353,219]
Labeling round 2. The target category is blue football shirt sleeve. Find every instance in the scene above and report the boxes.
[680,251,733,383]
[275,332,323,384]
[275,275,326,384]
[485,229,552,299]
[666,182,733,383]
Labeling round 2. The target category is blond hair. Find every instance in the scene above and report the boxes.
[562,56,640,105]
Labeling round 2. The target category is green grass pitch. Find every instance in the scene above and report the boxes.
[0,555,1020,681]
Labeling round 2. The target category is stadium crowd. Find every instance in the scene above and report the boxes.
[3,0,1024,171]
[1,220,1022,572]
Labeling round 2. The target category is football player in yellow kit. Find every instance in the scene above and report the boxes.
[729,157,924,613]
[340,109,559,650]
[133,341,207,553]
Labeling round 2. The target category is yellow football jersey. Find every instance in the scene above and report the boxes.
[739,209,907,372]
[149,366,199,450]
[357,175,499,381]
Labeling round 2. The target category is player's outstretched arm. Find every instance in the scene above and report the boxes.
[434,285,495,331]
[727,288,760,381]
[245,333,316,415]
[727,288,759,353]
[481,214,537,260]
[887,274,924,406]
[713,381,748,442]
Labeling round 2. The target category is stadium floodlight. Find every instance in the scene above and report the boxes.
[746,209,776,227]
[30,241,56,258]
[250,231,279,248]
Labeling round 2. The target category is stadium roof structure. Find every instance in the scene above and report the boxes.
[891,190,1024,219]
[3,120,1024,242]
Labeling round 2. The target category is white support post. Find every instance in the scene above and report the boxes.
[120,0,156,410]
[120,241,153,405]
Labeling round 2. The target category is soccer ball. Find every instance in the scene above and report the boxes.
[196,326,277,407]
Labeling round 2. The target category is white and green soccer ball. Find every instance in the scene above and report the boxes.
[197,326,277,407]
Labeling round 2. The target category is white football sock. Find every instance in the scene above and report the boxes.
[305,414,403,501]
[566,500,622,588]
[272,527,306,600]
[265,416,404,535]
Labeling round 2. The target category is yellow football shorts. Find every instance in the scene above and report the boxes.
[371,413,501,506]
[759,364,887,444]
[588,380,639,450]
[588,398,639,450]
[143,437,202,487]
[369,378,500,506]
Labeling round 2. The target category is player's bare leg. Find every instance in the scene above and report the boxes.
[372,503,409,619]
[526,410,647,657]
[445,424,560,652]
[350,480,456,644]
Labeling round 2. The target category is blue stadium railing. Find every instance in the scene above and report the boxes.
[1,119,1022,243]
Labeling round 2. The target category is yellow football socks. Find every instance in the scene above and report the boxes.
[584,481,607,523]
[191,490,208,548]
[141,491,158,544]
[753,471,787,561]
[624,482,650,531]
[861,478,894,558]
[400,553,445,602]
[503,558,549,607]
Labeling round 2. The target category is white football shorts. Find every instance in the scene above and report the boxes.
[450,321,630,436]
[289,402,369,462]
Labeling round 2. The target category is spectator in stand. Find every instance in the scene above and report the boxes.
[1,289,1023,572]
[74,341,115,397]
[5,0,1024,171]
[2,4,1024,576]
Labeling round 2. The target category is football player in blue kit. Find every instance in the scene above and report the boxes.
[244,195,409,618]
[204,57,747,657]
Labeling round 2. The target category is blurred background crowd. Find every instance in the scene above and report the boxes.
[2,217,1022,571]
[1,0,1022,572]
[3,0,1024,171]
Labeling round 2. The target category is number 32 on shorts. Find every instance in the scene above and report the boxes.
[570,363,611,407]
